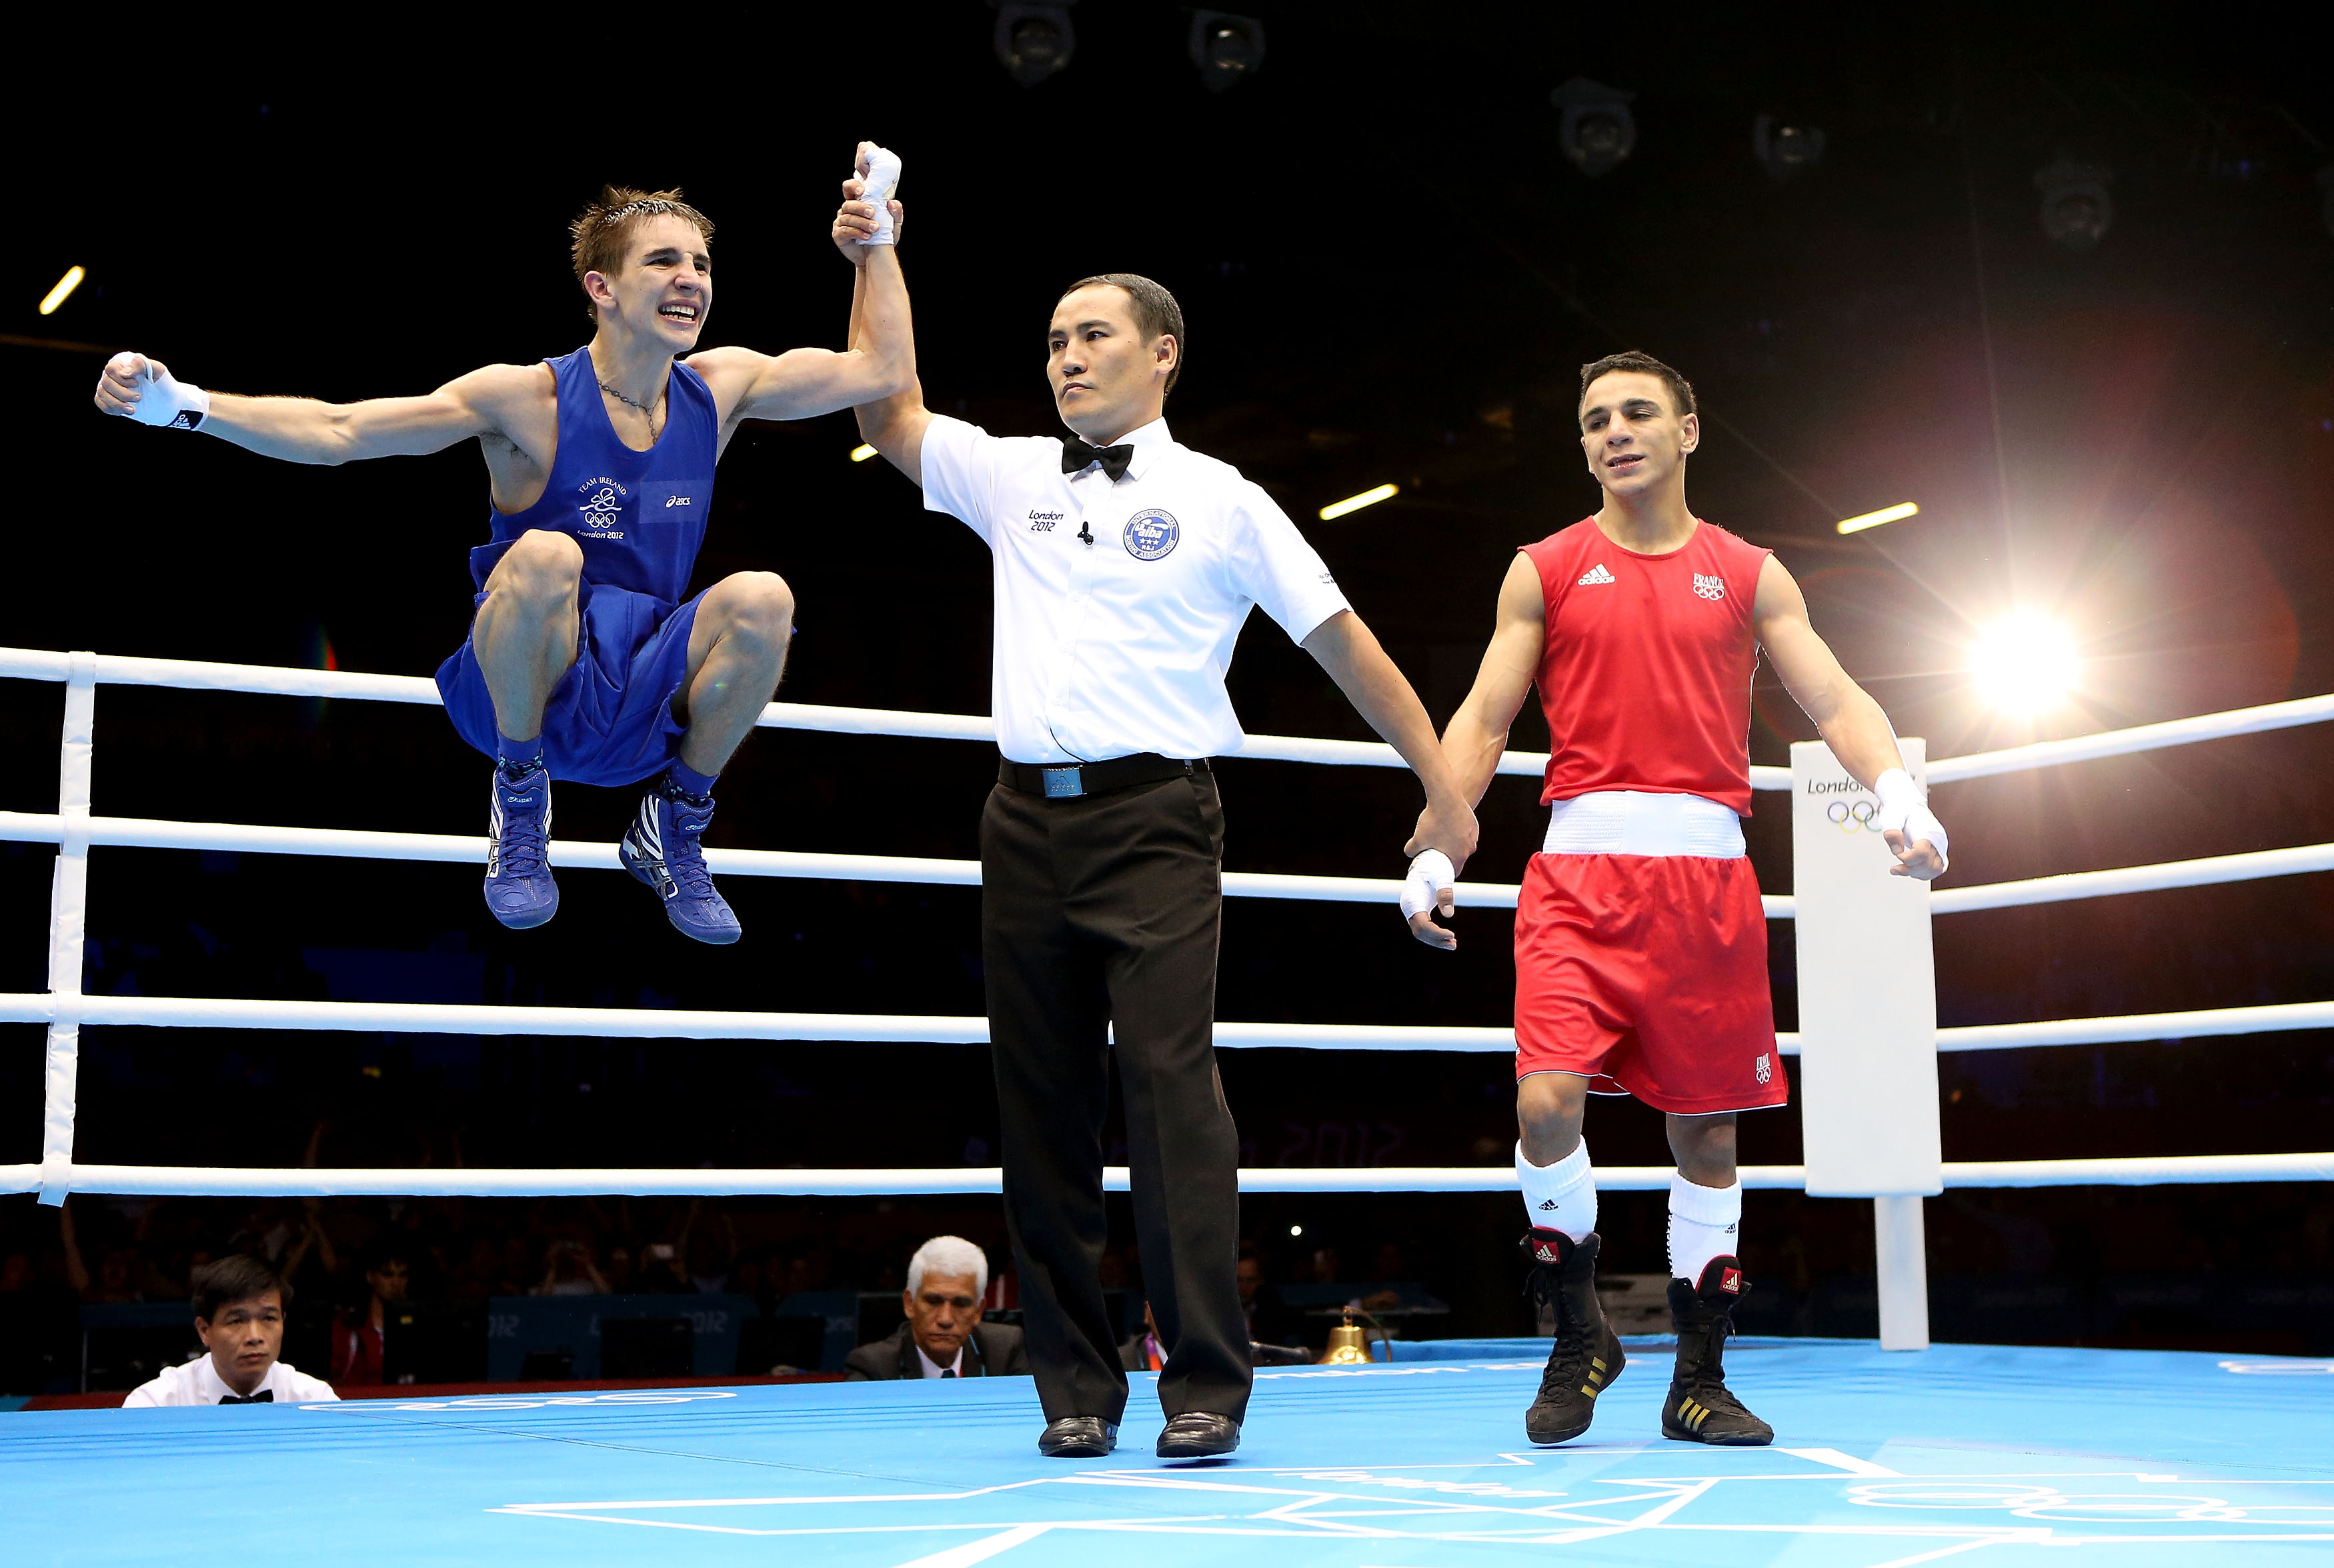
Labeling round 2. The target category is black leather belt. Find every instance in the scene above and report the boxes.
[998,752,1209,799]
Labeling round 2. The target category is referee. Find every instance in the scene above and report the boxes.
[851,245,1476,1456]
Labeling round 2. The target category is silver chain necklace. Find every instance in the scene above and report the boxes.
[598,378,662,437]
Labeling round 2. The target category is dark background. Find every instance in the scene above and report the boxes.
[5,5,2333,1389]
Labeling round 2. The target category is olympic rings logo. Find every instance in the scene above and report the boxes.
[1826,800,1880,834]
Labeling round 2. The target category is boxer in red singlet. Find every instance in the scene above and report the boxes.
[1416,351,1949,1448]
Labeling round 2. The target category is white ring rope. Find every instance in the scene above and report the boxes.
[7,644,2334,1205]
[0,811,1542,913]
[7,991,2332,1057]
[1926,690,2334,783]
[9,803,2332,918]
[2,1152,2325,1199]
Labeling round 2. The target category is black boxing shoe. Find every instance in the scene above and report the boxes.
[1520,1228,1626,1446]
[1660,1255,1773,1446]
[1037,1416,1119,1457]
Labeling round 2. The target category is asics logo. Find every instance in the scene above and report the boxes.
[1577,563,1616,586]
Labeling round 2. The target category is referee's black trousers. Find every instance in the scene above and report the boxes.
[981,770,1252,1427]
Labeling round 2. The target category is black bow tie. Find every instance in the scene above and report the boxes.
[219,1389,274,1404]
[1060,439,1134,482]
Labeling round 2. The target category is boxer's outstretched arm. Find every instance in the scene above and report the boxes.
[93,354,532,465]
[1753,554,1947,878]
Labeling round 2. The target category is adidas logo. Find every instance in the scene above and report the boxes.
[1538,1199,1559,1210]
[1577,563,1616,586]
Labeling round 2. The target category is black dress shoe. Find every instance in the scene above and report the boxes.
[1156,1412,1240,1459]
[1037,1416,1119,1457]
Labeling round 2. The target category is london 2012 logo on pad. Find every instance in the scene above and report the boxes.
[1123,509,1180,560]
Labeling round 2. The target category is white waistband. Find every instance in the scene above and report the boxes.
[1542,791,1745,858]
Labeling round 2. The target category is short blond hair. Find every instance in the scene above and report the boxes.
[569,185,715,321]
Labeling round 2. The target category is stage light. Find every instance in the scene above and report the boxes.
[2035,157,2114,251]
[994,2,1076,87]
[850,443,878,463]
[1971,613,2078,713]
[1837,501,1919,535]
[38,265,85,316]
[1552,78,1636,178]
[1190,11,1265,92]
[1753,114,1825,181]
[1319,482,1397,521]
[1289,1224,1303,1237]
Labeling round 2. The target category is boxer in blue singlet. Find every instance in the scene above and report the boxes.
[93,146,912,943]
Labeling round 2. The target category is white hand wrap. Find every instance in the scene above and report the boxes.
[858,145,902,245]
[113,352,210,430]
[1400,849,1456,923]
[1873,768,1948,861]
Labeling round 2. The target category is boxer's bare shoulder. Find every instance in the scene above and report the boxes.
[456,361,560,510]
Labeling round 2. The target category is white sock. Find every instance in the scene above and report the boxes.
[1516,1139,1596,1243]
[1668,1172,1742,1285]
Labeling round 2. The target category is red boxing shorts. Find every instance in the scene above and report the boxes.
[1513,852,1785,1115]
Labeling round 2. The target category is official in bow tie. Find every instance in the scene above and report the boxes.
[1060,438,1134,482]
[121,1255,340,1409]
[849,241,1476,1463]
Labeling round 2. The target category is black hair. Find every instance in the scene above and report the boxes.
[1578,349,1698,419]
[191,1255,288,1321]
[1059,273,1186,395]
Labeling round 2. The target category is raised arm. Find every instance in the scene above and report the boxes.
[692,143,917,427]
[1441,553,1548,808]
[1753,554,1947,877]
[846,187,933,485]
[93,353,534,466]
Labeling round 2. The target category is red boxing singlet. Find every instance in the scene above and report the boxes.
[1519,518,1771,816]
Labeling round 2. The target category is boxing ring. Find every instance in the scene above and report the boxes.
[5,643,2334,1565]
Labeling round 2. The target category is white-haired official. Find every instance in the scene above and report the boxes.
[850,211,1478,1459]
[845,1236,1030,1381]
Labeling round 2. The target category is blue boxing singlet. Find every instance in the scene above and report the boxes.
[434,347,726,787]
[467,346,718,603]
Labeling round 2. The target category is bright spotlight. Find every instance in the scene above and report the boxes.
[1289,1224,1303,1237]
[39,265,85,316]
[1972,613,2078,713]
[1318,483,1398,521]
[1837,501,1919,535]
[850,443,878,463]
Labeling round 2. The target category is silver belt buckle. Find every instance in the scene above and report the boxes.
[1041,765,1084,799]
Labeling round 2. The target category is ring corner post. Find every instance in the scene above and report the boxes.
[1874,1193,1931,1351]
[36,652,97,1207]
[1789,737,1942,1353]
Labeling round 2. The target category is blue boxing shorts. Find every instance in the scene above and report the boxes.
[435,578,708,788]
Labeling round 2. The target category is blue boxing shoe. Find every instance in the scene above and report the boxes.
[620,772,742,945]
[483,761,559,929]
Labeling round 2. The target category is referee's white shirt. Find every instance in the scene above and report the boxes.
[920,415,1352,765]
[123,1353,339,1407]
